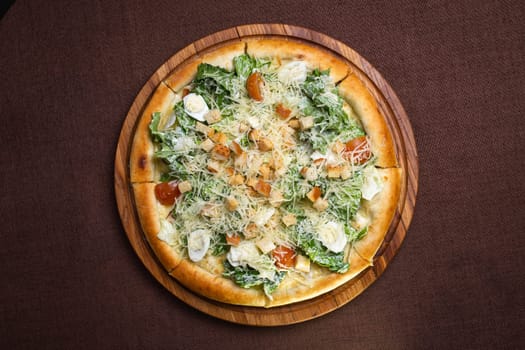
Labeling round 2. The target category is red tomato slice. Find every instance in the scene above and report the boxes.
[246,72,263,101]
[343,136,371,164]
[154,181,180,206]
[272,245,296,268]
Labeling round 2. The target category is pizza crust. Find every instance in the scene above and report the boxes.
[132,183,183,271]
[172,258,267,307]
[199,41,246,71]
[353,168,402,261]
[338,73,398,167]
[164,41,246,93]
[266,247,371,307]
[130,83,177,183]
[245,37,348,83]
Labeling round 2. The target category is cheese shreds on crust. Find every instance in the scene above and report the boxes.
[129,38,402,307]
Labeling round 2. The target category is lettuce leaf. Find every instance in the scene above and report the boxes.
[293,219,349,273]
[223,261,285,295]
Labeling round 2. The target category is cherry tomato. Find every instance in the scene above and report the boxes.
[226,234,241,246]
[272,245,296,268]
[343,136,371,164]
[154,181,180,206]
[246,72,264,101]
[275,103,291,119]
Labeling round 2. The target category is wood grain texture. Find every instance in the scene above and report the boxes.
[114,23,418,326]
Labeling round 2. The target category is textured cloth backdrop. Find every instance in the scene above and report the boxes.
[1,0,524,349]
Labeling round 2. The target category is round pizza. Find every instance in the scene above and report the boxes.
[129,38,402,307]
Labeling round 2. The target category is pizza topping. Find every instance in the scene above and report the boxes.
[299,116,314,130]
[281,214,297,227]
[210,144,231,161]
[183,93,209,122]
[157,218,179,246]
[254,180,272,197]
[306,186,322,202]
[246,72,264,101]
[275,103,292,119]
[200,138,215,152]
[343,136,371,164]
[294,254,311,273]
[317,221,347,253]
[228,241,261,268]
[361,165,384,200]
[277,61,307,83]
[253,207,276,227]
[312,198,329,212]
[187,229,211,262]
[154,181,180,206]
[225,196,239,211]
[272,245,297,269]
[204,109,222,124]
[256,237,276,254]
[195,121,211,134]
[226,233,241,246]
[178,181,192,193]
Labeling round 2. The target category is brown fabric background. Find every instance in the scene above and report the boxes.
[1,0,524,348]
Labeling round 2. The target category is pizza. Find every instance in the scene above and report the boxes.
[129,38,402,307]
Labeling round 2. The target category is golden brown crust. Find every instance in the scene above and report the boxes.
[199,41,246,71]
[245,37,348,83]
[338,73,398,167]
[130,83,177,183]
[353,168,402,261]
[266,248,371,307]
[132,183,182,271]
[164,41,245,93]
[172,259,267,307]
[164,59,202,93]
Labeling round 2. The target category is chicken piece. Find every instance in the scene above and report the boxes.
[282,214,297,227]
[299,116,314,130]
[200,138,215,152]
[195,122,211,135]
[300,167,318,181]
[178,181,192,193]
[204,109,222,124]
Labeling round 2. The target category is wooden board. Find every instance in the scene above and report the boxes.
[114,24,419,326]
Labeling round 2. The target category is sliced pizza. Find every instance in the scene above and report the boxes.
[130,38,402,307]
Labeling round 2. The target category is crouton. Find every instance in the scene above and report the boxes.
[306,186,322,202]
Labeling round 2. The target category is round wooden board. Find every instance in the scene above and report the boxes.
[114,24,418,326]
